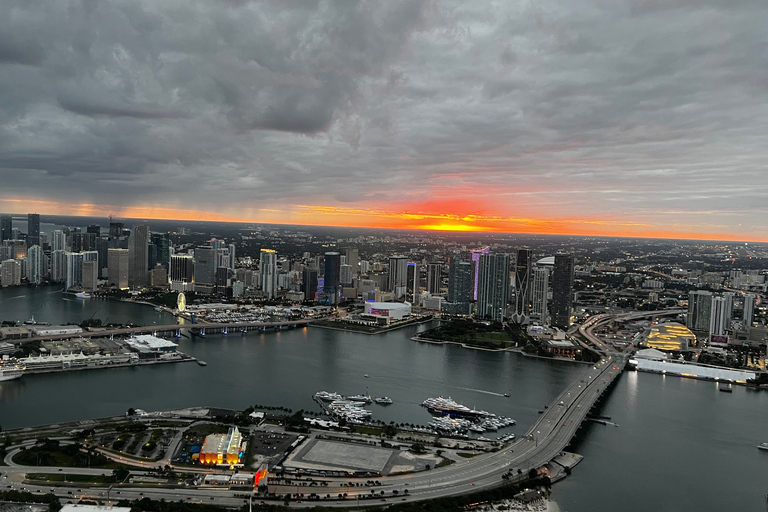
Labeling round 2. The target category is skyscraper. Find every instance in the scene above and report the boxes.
[709,296,728,337]
[65,252,84,290]
[50,250,67,283]
[340,264,353,285]
[687,290,713,331]
[170,254,194,284]
[128,224,149,288]
[427,262,442,294]
[448,255,473,303]
[531,266,550,322]
[345,248,359,276]
[108,248,129,289]
[470,246,491,300]
[406,262,421,304]
[512,249,532,324]
[0,215,11,242]
[476,253,510,322]
[722,291,735,330]
[82,260,99,292]
[551,253,574,328]
[323,252,341,304]
[52,230,66,252]
[194,247,217,293]
[302,268,318,300]
[27,245,43,285]
[259,249,278,298]
[27,213,40,248]
[388,255,408,300]
[743,293,756,327]
[151,233,171,270]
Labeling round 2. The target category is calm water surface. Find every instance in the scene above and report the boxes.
[1,286,766,511]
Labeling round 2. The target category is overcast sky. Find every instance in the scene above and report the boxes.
[1,0,767,240]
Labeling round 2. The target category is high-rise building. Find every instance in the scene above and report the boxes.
[722,291,735,330]
[27,245,43,285]
[151,233,171,270]
[448,255,473,303]
[302,268,318,300]
[743,293,756,327]
[687,290,713,331]
[531,266,550,322]
[551,253,574,328]
[27,213,40,248]
[50,250,67,283]
[109,221,124,239]
[345,248,359,276]
[87,224,101,236]
[512,249,532,324]
[0,259,21,287]
[194,247,218,292]
[470,246,491,300]
[128,224,149,288]
[709,296,728,337]
[170,254,194,284]
[65,252,84,290]
[82,260,99,292]
[0,215,11,242]
[108,248,129,289]
[340,264,353,285]
[388,255,408,300]
[427,262,442,294]
[228,243,236,270]
[259,249,278,298]
[52,230,66,252]
[323,252,341,304]
[406,262,421,304]
[476,253,510,322]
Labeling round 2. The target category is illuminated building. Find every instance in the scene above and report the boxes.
[448,255,473,303]
[323,252,341,304]
[199,426,244,466]
[644,322,695,352]
[363,301,412,320]
[406,262,421,304]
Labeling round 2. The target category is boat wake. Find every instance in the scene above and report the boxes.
[460,387,506,397]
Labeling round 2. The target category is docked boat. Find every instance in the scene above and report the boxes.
[347,394,372,404]
[315,391,343,401]
[468,425,485,433]
[0,363,25,382]
[374,397,393,405]
[421,397,488,419]
[757,442,768,451]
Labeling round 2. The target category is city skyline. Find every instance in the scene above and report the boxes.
[1,1,767,242]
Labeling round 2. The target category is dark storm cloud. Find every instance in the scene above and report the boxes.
[0,0,767,237]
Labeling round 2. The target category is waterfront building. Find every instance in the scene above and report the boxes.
[687,290,713,331]
[108,248,129,289]
[0,215,11,242]
[406,262,421,304]
[259,249,278,298]
[531,266,549,322]
[170,254,194,283]
[743,293,756,326]
[551,253,574,329]
[388,255,408,300]
[200,427,244,466]
[512,249,532,324]
[470,246,490,300]
[363,301,412,321]
[448,255,473,303]
[50,250,67,283]
[323,252,341,304]
[128,224,149,288]
[82,260,98,292]
[27,213,40,248]
[27,245,43,285]
[426,262,442,294]
[65,252,84,290]
[476,252,510,322]
[0,259,21,287]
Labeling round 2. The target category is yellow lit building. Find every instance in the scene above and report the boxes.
[199,427,244,465]
[645,322,696,352]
